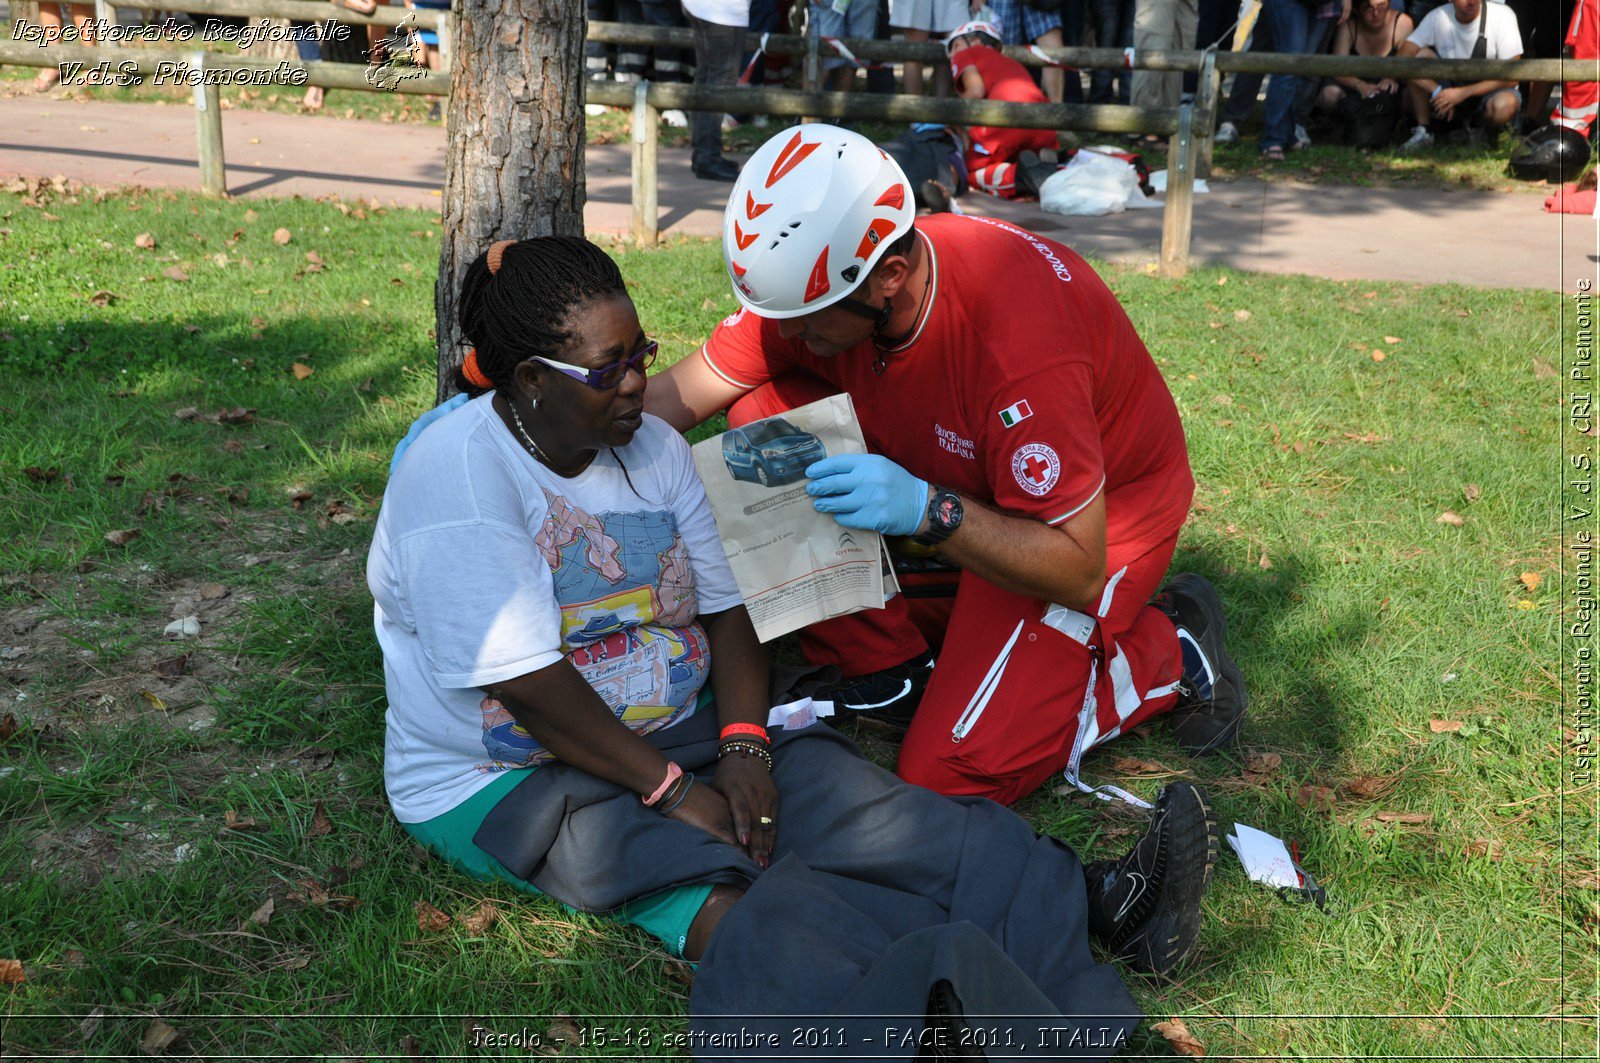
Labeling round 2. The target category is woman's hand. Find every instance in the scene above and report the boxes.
[712,754,779,868]
[1377,77,1399,94]
[664,777,739,847]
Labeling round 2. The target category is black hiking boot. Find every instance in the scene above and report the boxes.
[821,651,935,738]
[1015,150,1060,198]
[917,979,986,1059]
[1153,573,1248,755]
[1083,781,1220,977]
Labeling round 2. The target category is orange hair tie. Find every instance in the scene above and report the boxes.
[461,347,493,390]
[486,240,515,275]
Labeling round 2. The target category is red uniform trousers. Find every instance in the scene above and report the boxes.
[966,126,1058,200]
[728,375,1186,806]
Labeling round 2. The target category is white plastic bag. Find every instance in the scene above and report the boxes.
[1038,147,1148,217]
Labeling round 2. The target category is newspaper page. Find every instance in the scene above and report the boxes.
[691,393,898,643]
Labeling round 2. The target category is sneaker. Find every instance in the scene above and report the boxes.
[1400,125,1433,153]
[1015,149,1059,198]
[821,651,935,737]
[1083,781,1220,976]
[1154,573,1248,755]
[917,979,986,1059]
[1214,120,1240,144]
[661,108,688,128]
[1292,123,1312,151]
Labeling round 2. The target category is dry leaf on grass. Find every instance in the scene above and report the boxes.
[310,799,333,837]
[1233,309,1251,322]
[1383,335,1401,344]
[415,900,452,933]
[246,897,275,927]
[1152,1017,1205,1057]
[1532,358,1557,379]
[1374,811,1432,825]
[1244,751,1281,774]
[1429,719,1464,733]
[272,227,292,245]
[223,810,263,832]
[198,582,228,600]
[216,407,255,425]
[1520,572,1542,593]
[134,231,156,249]
[23,466,60,483]
[138,688,167,712]
[292,362,314,381]
[162,266,189,282]
[79,1006,107,1041]
[0,958,24,984]
[1110,756,1173,775]
[1295,783,1336,813]
[152,654,190,680]
[1466,838,1503,861]
[104,528,141,546]
[140,1018,182,1054]
[459,900,503,936]
[1436,511,1465,526]
[87,289,119,307]
[1463,483,1481,501]
[0,713,18,743]
[1341,775,1399,800]
[1258,553,1273,569]
[1371,349,1386,362]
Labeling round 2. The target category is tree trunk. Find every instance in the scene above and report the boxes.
[435,0,587,401]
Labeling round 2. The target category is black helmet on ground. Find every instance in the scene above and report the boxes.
[1509,124,1593,183]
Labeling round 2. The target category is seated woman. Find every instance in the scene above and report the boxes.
[369,235,1221,1054]
[1316,0,1417,145]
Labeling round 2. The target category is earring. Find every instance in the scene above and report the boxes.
[531,396,541,410]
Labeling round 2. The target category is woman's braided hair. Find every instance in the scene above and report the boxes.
[452,236,628,398]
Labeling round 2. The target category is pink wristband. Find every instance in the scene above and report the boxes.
[642,762,683,807]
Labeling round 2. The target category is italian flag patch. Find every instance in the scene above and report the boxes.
[998,400,1033,428]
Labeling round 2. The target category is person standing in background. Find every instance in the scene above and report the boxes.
[29,2,97,92]
[1131,0,1196,138]
[888,0,970,96]
[684,0,750,179]
[988,0,1080,102]
[1090,0,1137,102]
[811,0,879,90]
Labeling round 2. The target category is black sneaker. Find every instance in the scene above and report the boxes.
[917,979,986,1060]
[1015,150,1059,198]
[1153,573,1248,756]
[821,651,934,737]
[1083,781,1220,976]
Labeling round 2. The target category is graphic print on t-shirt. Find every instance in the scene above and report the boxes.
[476,489,709,771]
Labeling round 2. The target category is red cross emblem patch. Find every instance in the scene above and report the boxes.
[1011,443,1060,497]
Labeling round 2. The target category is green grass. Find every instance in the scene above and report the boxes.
[0,184,1592,1058]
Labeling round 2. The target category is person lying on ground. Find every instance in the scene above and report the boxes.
[373,236,1225,1050]
[1397,0,1524,150]
[643,124,1250,809]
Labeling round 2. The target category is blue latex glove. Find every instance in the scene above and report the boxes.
[389,392,470,476]
[804,454,929,537]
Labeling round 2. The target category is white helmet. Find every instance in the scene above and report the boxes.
[722,124,916,320]
[946,19,1001,52]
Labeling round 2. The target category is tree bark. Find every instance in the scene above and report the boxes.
[434,0,586,401]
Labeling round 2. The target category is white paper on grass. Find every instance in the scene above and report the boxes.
[691,393,898,643]
[765,697,836,730]
[1148,170,1211,195]
[1226,822,1302,889]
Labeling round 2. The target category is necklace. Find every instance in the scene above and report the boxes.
[506,397,589,475]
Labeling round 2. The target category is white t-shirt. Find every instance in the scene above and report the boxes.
[682,0,749,28]
[1408,2,1523,60]
[368,397,744,823]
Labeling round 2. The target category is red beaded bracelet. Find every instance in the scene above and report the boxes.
[720,722,770,744]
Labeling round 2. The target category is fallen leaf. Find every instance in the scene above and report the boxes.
[310,799,333,837]
[1466,838,1503,861]
[0,713,18,742]
[104,528,141,546]
[546,1017,582,1047]
[415,900,452,932]
[1110,756,1173,775]
[1258,553,1273,569]
[1371,349,1386,362]
[1436,511,1465,526]
[1343,432,1386,444]
[139,688,168,712]
[1233,309,1251,322]
[1295,783,1336,813]
[162,266,189,282]
[1463,483,1481,502]
[1519,571,1542,593]
[79,1005,106,1041]
[1341,775,1398,800]
[1383,335,1401,344]
[198,582,228,600]
[0,959,23,985]
[292,362,314,381]
[1515,599,1537,610]
[216,407,255,425]
[223,810,263,832]
[134,231,156,249]
[289,488,313,508]
[1217,275,1228,285]
[246,897,275,927]
[1429,719,1464,733]
[460,900,503,936]
[1212,394,1233,406]
[1362,291,1378,299]
[1532,358,1557,379]
[87,289,118,307]
[23,466,59,483]
[273,227,292,245]
[140,1019,182,1054]
[1374,811,1432,824]
[1152,1017,1205,1057]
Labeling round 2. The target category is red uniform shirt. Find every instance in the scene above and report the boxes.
[700,213,1194,557]
[950,44,1056,162]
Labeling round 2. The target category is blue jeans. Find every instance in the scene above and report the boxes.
[1260,0,1311,150]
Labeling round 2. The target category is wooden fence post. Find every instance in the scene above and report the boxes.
[801,31,820,122]
[1194,48,1219,177]
[631,80,659,246]
[1159,102,1194,277]
[191,50,227,196]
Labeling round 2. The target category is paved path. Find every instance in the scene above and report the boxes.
[3,95,1594,290]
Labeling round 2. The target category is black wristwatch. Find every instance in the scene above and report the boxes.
[914,486,964,547]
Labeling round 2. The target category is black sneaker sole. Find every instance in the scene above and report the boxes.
[1164,573,1248,756]
[1115,782,1219,977]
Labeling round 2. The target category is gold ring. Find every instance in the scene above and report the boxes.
[758,816,774,826]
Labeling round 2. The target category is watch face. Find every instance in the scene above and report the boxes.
[934,496,959,528]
